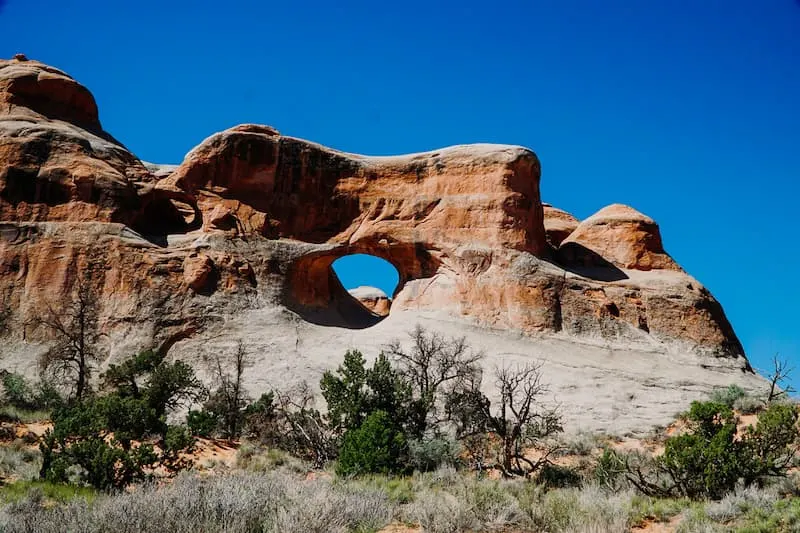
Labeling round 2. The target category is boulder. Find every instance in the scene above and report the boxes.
[559,204,680,271]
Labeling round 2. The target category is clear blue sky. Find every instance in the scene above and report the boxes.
[2,1,798,385]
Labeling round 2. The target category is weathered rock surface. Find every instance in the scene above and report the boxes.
[543,204,579,247]
[348,286,391,317]
[0,58,763,433]
[559,204,680,271]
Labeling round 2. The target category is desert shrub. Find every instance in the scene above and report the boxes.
[594,446,629,491]
[187,409,217,437]
[557,431,599,456]
[355,474,416,504]
[709,384,747,408]
[462,480,524,528]
[32,380,64,410]
[41,432,157,491]
[537,463,583,489]
[734,394,766,415]
[0,441,41,482]
[403,489,475,533]
[406,434,460,472]
[704,483,779,523]
[272,477,392,533]
[337,410,406,476]
[0,373,63,413]
[38,351,206,489]
[623,401,800,499]
[628,493,693,526]
[235,444,309,474]
[1,372,33,409]
[242,391,276,438]
[0,471,393,533]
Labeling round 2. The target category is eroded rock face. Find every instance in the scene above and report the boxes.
[0,57,194,232]
[543,204,579,247]
[559,204,680,271]
[0,58,758,432]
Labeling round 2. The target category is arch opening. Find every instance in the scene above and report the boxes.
[284,250,404,329]
[131,194,201,245]
[332,254,399,318]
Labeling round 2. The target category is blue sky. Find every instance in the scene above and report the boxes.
[1,1,798,385]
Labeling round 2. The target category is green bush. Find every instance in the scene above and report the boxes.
[187,409,218,438]
[1,373,33,409]
[38,351,206,490]
[406,435,460,472]
[709,385,747,408]
[630,401,800,499]
[734,395,765,415]
[536,463,583,489]
[594,447,628,491]
[337,410,406,476]
[41,433,157,491]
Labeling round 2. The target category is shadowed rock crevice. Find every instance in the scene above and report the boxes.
[554,242,629,282]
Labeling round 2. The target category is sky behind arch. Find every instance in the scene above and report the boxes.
[1,0,799,386]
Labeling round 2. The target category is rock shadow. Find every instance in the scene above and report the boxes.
[553,242,629,282]
[285,267,388,329]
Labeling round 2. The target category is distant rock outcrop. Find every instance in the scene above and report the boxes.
[0,57,761,433]
[348,286,391,317]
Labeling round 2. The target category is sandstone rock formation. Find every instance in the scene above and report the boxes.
[0,57,763,433]
[559,204,681,271]
[543,204,579,247]
[348,286,391,317]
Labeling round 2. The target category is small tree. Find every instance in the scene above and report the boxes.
[321,350,413,437]
[447,362,562,477]
[103,349,206,439]
[384,325,482,436]
[37,277,102,401]
[337,410,406,476]
[205,341,252,439]
[622,400,800,499]
[320,350,370,433]
[40,349,205,489]
[766,355,796,404]
[489,363,562,476]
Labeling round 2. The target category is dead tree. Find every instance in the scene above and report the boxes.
[766,354,796,403]
[488,362,562,476]
[273,382,336,469]
[447,361,562,477]
[384,324,483,434]
[207,341,252,439]
[37,277,102,401]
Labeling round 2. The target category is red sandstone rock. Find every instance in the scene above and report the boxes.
[348,286,391,317]
[183,254,215,293]
[559,204,680,271]
[543,204,579,247]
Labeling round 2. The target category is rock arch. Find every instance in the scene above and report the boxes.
[284,239,440,328]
